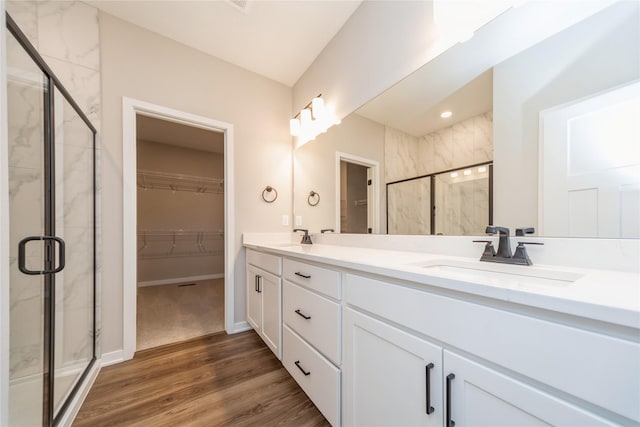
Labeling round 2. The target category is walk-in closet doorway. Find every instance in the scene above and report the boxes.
[122,98,235,361]
[135,116,225,350]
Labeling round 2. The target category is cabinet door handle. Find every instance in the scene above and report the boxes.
[294,309,311,320]
[294,360,311,376]
[254,275,258,292]
[294,272,311,279]
[425,363,435,414]
[257,275,262,293]
[446,373,455,427]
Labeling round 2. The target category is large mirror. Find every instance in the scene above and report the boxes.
[293,0,640,238]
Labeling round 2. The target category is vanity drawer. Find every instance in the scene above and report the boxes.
[283,258,341,300]
[247,248,282,276]
[283,280,341,365]
[283,325,340,426]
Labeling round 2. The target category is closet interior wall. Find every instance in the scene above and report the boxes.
[136,139,224,285]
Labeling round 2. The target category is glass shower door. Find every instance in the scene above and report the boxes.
[7,27,49,427]
[7,16,96,426]
[52,87,95,418]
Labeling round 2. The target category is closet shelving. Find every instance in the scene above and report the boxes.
[137,169,224,194]
[137,229,224,259]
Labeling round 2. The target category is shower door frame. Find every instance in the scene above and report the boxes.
[4,12,97,426]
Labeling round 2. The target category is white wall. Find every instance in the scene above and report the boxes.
[293,113,384,234]
[99,12,292,356]
[293,1,438,120]
[493,1,640,232]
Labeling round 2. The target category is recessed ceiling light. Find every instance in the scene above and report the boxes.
[440,111,452,119]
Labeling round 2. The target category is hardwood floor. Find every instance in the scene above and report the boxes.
[74,331,330,426]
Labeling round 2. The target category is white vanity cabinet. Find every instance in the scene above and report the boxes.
[444,350,614,427]
[281,258,342,426]
[343,307,443,427]
[343,273,639,426]
[246,249,282,359]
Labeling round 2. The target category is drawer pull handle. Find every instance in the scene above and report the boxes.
[425,363,434,415]
[446,373,455,427]
[295,272,311,279]
[294,360,311,376]
[295,309,311,320]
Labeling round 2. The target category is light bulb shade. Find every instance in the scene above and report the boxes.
[312,97,326,120]
[300,108,312,126]
[290,118,301,136]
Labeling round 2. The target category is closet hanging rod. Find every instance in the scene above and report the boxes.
[137,229,224,236]
[137,169,223,184]
[137,169,224,194]
[138,249,224,260]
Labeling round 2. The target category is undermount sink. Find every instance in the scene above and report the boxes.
[413,259,583,287]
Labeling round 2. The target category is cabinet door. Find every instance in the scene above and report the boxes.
[246,265,262,331]
[261,270,282,359]
[444,350,614,427]
[343,308,443,427]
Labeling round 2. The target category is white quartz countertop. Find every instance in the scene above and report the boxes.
[243,239,640,330]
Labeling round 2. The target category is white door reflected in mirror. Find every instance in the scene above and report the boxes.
[541,80,640,238]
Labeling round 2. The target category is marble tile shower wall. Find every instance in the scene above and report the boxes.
[435,177,490,236]
[384,112,492,235]
[385,112,493,183]
[387,177,431,235]
[6,0,101,379]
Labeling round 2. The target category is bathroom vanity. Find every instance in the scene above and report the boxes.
[244,235,639,426]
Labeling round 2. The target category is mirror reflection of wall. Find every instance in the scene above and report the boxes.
[293,1,640,238]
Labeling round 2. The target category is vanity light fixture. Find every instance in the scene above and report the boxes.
[290,94,341,145]
[450,171,458,178]
[464,169,472,176]
[441,111,452,119]
[478,166,487,173]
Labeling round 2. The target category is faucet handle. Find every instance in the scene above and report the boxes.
[515,227,535,236]
[486,226,510,236]
[293,228,313,245]
[320,228,334,234]
[473,240,496,258]
[512,241,544,265]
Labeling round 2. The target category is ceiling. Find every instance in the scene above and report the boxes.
[137,115,225,153]
[86,0,363,86]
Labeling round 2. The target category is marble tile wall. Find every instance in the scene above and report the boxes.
[434,174,490,236]
[385,112,492,235]
[385,111,493,183]
[387,177,431,235]
[6,0,101,386]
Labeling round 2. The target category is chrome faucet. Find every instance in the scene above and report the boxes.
[474,226,543,265]
[293,228,313,245]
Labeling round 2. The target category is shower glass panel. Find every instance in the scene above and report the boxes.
[7,27,48,427]
[434,165,491,236]
[387,176,431,234]
[52,87,95,417]
[6,14,96,426]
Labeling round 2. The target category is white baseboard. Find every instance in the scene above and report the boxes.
[230,321,252,334]
[100,350,124,367]
[58,360,100,427]
[137,273,224,287]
